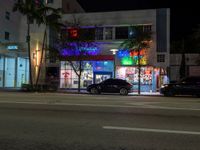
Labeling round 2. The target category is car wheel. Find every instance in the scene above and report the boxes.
[90,87,99,94]
[120,88,128,95]
[164,90,175,97]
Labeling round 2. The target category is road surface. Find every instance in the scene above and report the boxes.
[0,92,200,150]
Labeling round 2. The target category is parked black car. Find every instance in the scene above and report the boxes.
[87,78,133,95]
[160,76,200,97]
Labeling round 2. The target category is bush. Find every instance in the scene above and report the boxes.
[21,83,58,92]
[21,84,33,92]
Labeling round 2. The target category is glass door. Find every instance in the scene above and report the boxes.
[5,57,16,87]
[94,72,112,84]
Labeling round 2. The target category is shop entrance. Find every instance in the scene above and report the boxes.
[94,72,112,84]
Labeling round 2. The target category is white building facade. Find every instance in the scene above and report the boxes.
[0,0,84,88]
[0,1,170,92]
[59,9,170,92]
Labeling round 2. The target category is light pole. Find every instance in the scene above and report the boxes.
[110,49,118,78]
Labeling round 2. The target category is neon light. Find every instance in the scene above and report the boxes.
[80,47,98,51]
[68,28,79,39]
[118,49,148,65]
[121,57,133,65]
[59,42,100,57]
[117,50,129,58]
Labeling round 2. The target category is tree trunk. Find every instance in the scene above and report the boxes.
[27,17,33,90]
[78,60,82,93]
[35,27,47,88]
[137,49,141,95]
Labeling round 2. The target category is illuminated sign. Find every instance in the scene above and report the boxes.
[68,28,79,39]
[117,50,129,58]
[118,49,148,66]
[7,45,18,50]
[80,47,98,51]
[121,57,133,65]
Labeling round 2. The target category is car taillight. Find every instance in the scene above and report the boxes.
[128,83,132,87]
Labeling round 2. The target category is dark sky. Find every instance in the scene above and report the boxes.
[77,0,200,41]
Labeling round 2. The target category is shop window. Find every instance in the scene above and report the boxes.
[60,61,114,88]
[116,66,154,92]
[157,54,165,62]
[5,32,10,40]
[5,57,15,87]
[95,27,103,40]
[105,27,113,40]
[115,27,128,39]
[5,11,10,20]
[17,57,28,87]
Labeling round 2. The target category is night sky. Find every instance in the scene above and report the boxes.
[77,0,200,41]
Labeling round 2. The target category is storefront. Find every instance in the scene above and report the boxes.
[60,60,114,89]
[112,48,168,92]
[0,55,29,88]
[116,66,168,92]
[59,47,169,92]
[59,61,168,92]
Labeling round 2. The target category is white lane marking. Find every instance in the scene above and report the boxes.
[103,126,200,135]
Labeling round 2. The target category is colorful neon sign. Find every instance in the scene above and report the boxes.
[117,50,129,58]
[118,49,148,66]
[60,44,99,57]
[121,57,134,65]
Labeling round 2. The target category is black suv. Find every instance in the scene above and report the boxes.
[160,76,200,97]
[87,78,133,95]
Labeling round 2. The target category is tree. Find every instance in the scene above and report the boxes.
[179,39,186,79]
[119,26,151,95]
[54,19,98,93]
[193,24,200,49]
[13,0,62,90]
[13,0,37,89]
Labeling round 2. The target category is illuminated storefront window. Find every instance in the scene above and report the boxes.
[60,61,114,89]
[17,57,29,87]
[0,55,29,88]
[116,66,158,92]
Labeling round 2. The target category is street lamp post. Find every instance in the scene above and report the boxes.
[110,49,118,78]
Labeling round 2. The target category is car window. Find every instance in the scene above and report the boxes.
[102,79,113,85]
[112,79,122,85]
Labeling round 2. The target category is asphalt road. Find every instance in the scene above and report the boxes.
[0,92,200,150]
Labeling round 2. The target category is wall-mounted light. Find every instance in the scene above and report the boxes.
[110,49,118,55]
[33,52,36,59]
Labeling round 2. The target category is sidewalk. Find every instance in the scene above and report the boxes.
[0,88,161,96]
[58,89,161,96]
